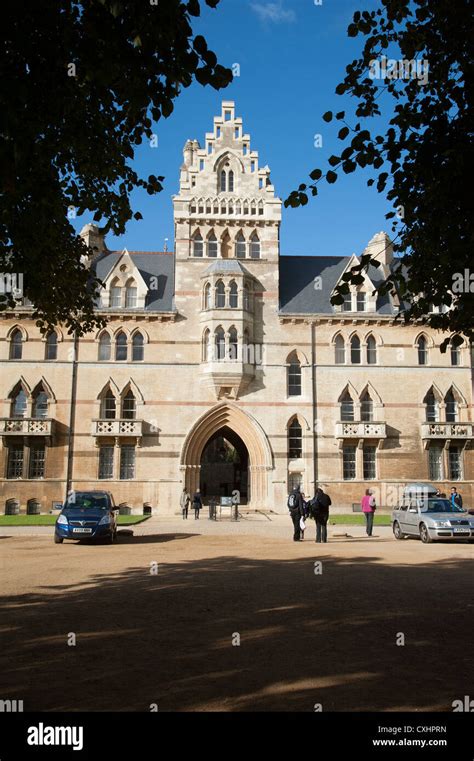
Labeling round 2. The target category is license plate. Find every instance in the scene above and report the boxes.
[453,527,468,533]
[72,528,93,533]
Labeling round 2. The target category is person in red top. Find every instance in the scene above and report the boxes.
[361,489,376,536]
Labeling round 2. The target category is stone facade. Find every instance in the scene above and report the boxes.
[1,101,473,513]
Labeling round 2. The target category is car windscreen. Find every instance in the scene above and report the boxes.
[420,499,464,513]
[65,493,109,509]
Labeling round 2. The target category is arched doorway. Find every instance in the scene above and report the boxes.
[200,426,249,504]
[180,403,273,508]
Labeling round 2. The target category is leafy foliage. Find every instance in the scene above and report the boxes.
[285,0,473,349]
[0,0,232,334]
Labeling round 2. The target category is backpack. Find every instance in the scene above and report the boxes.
[318,492,331,510]
[287,492,297,509]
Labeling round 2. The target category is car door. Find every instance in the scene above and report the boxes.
[397,503,410,534]
[404,500,419,535]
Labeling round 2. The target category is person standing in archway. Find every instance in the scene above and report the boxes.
[192,490,202,520]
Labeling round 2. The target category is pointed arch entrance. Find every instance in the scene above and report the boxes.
[180,403,273,508]
[200,427,249,503]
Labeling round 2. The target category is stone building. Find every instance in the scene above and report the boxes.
[1,101,473,513]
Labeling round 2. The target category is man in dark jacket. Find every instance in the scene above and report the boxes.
[312,487,332,543]
[450,487,463,509]
[288,485,304,542]
[192,490,203,519]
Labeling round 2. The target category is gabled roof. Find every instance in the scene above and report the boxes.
[92,251,175,311]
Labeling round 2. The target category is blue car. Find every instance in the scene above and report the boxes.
[55,490,118,544]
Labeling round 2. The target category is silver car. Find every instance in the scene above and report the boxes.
[392,497,474,543]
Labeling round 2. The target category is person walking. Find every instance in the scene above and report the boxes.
[180,488,190,520]
[288,484,304,542]
[312,487,331,543]
[450,487,463,509]
[192,490,202,519]
[361,488,376,536]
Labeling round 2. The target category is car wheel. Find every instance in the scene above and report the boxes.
[393,521,406,540]
[54,534,63,544]
[419,522,432,544]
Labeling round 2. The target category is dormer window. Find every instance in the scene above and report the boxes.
[125,280,137,308]
[110,280,121,308]
[356,292,366,311]
[342,293,352,312]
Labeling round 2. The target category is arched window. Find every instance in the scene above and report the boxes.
[228,170,234,192]
[115,331,128,361]
[125,280,137,308]
[215,327,225,360]
[335,335,345,364]
[250,232,260,259]
[11,388,27,417]
[356,291,366,312]
[9,329,23,360]
[445,389,458,423]
[450,339,461,366]
[203,329,211,361]
[424,389,439,423]
[243,284,250,311]
[220,170,226,192]
[228,327,238,360]
[101,390,116,419]
[45,331,58,360]
[235,231,246,259]
[98,332,111,361]
[32,389,49,419]
[193,232,203,258]
[360,391,373,422]
[207,232,218,258]
[229,281,238,308]
[350,335,361,364]
[288,419,302,459]
[288,356,302,396]
[204,283,211,310]
[340,391,354,421]
[132,332,144,362]
[366,335,377,364]
[417,335,428,365]
[215,280,225,308]
[122,390,136,419]
[110,280,122,308]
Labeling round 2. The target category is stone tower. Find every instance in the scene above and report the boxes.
[172,100,282,400]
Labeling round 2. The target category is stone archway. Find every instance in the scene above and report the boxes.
[180,403,273,508]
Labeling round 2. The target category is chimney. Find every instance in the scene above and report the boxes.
[80,224,107,260]
[362,231,393,267]
[183,139,194,168]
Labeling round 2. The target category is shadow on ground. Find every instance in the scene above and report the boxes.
[1,547,473,712]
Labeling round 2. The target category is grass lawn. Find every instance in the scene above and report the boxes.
[326,514,392,526]
[0,515,150,526]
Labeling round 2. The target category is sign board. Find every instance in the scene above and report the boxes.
[220,496,233,506]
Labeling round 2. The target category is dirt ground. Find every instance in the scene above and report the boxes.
[0,518,473,712]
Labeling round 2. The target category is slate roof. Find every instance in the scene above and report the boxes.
[279,255,395,315]
[91,250,397,315]
[92,251,175,311]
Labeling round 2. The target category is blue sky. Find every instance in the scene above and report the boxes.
[75,0,393,258]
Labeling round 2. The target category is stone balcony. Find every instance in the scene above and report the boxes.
[421,422,473,445]
[92,419,144,438]
[335,421,387,441]
[0,418,53,436]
